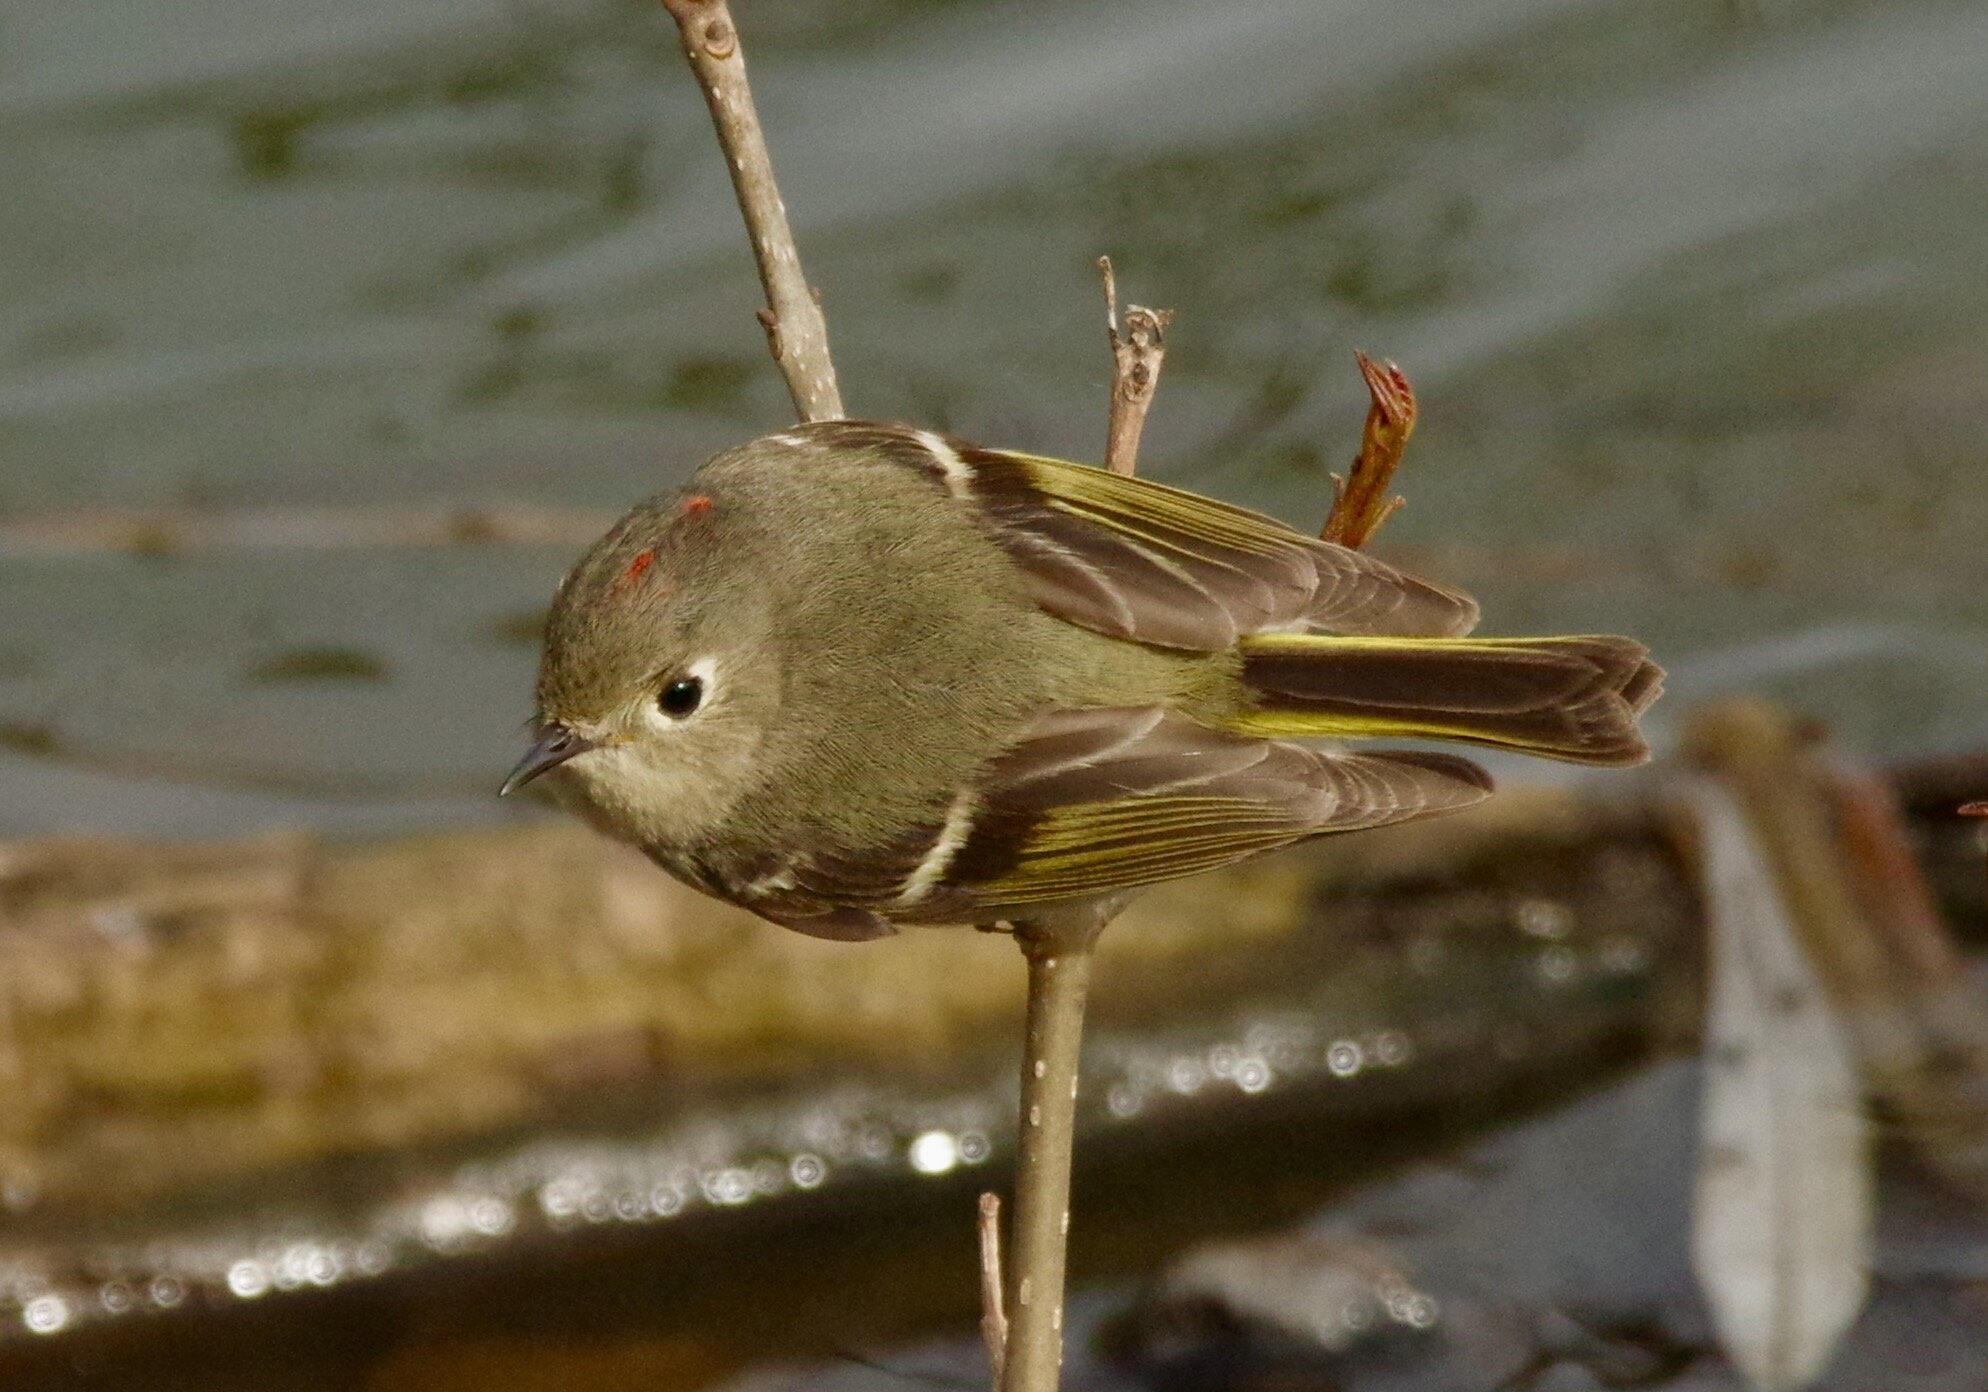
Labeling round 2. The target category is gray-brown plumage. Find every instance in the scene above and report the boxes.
[509,421,1662,940]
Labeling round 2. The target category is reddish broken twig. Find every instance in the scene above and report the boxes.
[1322,352,1415,549]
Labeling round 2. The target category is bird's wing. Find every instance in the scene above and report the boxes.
[918,705,1491,918]
[801,421,1477,648]
[712,707,1491,936]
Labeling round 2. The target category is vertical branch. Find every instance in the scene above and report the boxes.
[1001,916,1101,1392]
[659,0,844,422]
[1321,351,1416,548]
[983,260,1174,1392]
[1099,257,1173,476]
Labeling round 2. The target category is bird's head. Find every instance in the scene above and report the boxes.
[503,487,776,849]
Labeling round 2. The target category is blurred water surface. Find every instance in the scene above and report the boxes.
[2,0,1985,838]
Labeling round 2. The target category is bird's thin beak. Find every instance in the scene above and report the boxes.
[500,724,596,797]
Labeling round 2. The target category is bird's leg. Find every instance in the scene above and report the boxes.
[1000,909,1107,1392]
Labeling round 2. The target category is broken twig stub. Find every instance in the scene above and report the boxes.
[1099,256,1173,476]
[979,1191,1009,1385]
[659,0,844,422]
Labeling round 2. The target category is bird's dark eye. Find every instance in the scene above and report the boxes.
[659,677,703,718]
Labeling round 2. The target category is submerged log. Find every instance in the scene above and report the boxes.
[0,784,1697,1214]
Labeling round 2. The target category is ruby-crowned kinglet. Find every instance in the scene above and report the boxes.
[503,421,1661,940]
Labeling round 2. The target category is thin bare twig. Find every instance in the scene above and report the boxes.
[1001,914,1103,1392]
[1099,257,1173,476]
[1321,351,1416,548]
[659,0,843,422]
[978,1191,1009,1386]
[984,261,1175,1392]
[984,258,1177,1391]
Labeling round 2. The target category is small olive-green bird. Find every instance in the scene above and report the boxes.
[504,421,1661,941]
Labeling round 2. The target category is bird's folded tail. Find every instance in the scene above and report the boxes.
[1226,633,1663,766]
